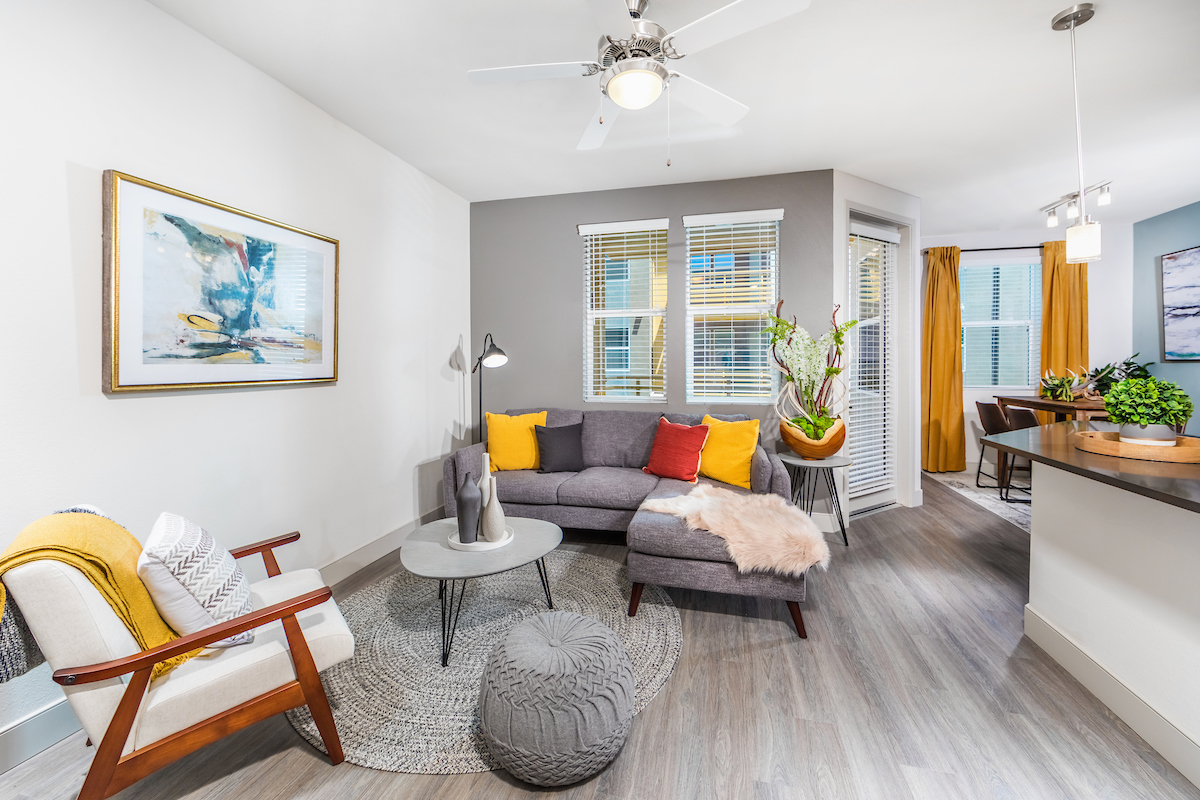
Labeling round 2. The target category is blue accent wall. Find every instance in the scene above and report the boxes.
[1133,200,1200,401]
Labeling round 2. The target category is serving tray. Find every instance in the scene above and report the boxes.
[1070,430,1200,463]
[447,525,514,552]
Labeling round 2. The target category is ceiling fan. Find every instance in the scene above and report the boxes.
[468,0,812,150]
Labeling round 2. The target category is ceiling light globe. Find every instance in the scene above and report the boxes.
[1066,199,1080,219]
[602,59,669,111]
[1066,219,1102,263]
[1047,209,1059,228]
[1098,185,1112,206]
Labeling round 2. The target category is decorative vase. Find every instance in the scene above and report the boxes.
[779,417,846,460]
[456,471,481,544]
[480,476,506,542]
[1118,423,1177,447]
[478,453,492,506]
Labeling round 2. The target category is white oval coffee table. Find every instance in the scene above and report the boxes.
[400,517,563,666]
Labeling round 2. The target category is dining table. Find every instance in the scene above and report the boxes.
[994,394,1107,423]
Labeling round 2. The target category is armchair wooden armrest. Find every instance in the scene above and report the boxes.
[229,531,300,577]
[52,587,332,686]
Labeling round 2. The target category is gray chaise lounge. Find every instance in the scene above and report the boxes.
[442,407,812,638]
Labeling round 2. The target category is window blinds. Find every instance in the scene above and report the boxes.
[847,234,897,497]
[960,262,1042,388]
[581,221,668,401]
[684,215,780,403]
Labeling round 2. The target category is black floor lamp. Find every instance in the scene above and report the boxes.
[472,333,508,444]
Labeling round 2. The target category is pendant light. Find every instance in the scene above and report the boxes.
[1053,3,1101,263]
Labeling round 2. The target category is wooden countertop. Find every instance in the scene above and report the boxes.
[983,421,1200,515]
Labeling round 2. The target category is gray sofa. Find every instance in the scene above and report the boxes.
[442,407,812,638]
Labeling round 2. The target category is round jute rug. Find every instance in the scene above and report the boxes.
[286,548,681,774]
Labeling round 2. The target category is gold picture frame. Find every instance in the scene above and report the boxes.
[102,171,339,392]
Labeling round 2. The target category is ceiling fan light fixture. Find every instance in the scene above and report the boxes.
[602,58,669,110]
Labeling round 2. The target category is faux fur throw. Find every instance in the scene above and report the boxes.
[642,484,831,577]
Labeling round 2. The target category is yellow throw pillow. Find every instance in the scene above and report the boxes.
[699,415,760,489]
[487,411,548,471]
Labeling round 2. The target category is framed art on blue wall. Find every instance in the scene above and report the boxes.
[102,170,339,392]
[1161,244,1200,362]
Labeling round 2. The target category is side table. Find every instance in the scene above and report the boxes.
[400,517,562,666]
[778,454,851,547]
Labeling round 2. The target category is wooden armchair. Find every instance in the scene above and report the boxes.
[1,531,354,800]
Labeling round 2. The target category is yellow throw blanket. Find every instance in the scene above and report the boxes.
[0,513,197,679]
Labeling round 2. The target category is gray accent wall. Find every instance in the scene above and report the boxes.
[469,170,836,442]
[1133,200,1200,401]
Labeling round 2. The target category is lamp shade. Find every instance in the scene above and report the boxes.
[481,342,508,368]
[1066,220,1101,263]
[602,59,669,110]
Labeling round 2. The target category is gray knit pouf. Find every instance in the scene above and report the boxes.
[479,612,635,787]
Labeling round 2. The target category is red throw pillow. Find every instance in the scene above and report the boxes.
[643,418,711,483]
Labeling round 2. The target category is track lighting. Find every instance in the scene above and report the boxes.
[1046,209,1059,228]
[1098,184,1111,206]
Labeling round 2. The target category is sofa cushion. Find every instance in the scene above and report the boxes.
[487,411,547,471]
[581,410,662,468]
[663,412,751,427]
[494,470,576,505]
[626,478,751,563]
[643,417,709,483]
[698,416,760,490]
[507,408,585,428]
[557,467,660,511]
[535,422,585,473]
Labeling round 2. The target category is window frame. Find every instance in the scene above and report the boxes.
[682,211,782,405]
[579,218,669,403]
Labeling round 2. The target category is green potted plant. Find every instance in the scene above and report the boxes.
[1104,377,1193,446]
[765,302,857,459]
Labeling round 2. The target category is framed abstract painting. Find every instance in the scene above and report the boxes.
[1162,244,1200,362]
[102,171,338,392]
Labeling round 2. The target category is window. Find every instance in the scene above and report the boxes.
[683,209,783,403]
[960,261,1042,387]
[847,224,898,501]
[579,218,668,401]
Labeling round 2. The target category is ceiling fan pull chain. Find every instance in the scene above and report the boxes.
[666,80,671,167]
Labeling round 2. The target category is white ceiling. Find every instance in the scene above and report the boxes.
[147,0,1200,235]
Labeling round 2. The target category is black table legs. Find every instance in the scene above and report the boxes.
[437,559,555,667]
[439,578,468,667]
[534,557,554,609]
[789,466,849,547]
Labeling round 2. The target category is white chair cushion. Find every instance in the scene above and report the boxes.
[131,568,354,750]
[2,561,140,749]
[137,512,254,647]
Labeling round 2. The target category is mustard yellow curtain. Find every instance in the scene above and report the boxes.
[1040,240,1089,379]
[921,246,966,472]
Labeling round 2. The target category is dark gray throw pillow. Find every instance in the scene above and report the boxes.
[536,422,585,473]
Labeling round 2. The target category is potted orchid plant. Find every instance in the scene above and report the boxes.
[765,302,858,459]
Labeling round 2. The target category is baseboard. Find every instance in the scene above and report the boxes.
[318,507,444,587]
[809,511,840,536]
[1025,605,1200,790]
[0,698,80,775]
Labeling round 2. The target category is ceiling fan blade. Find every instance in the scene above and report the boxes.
[665,0,811,57]
[669,73,749,126]
[468,61,600,85]
[577,97,622,151]
[583,0,636,38]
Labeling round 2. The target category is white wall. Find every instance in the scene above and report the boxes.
[920,225,1133,467]
[833,171,923,510]
[0,0,470,743]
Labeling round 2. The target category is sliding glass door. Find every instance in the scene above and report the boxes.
[847,230,898,510]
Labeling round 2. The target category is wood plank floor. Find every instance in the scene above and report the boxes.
[4,476,1198,799]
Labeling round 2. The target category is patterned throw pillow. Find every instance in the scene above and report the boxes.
[137,512,254,647]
